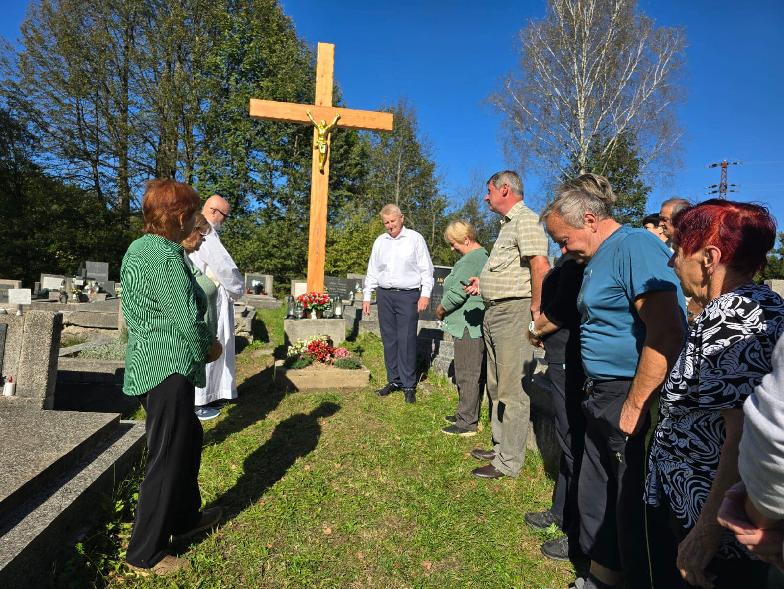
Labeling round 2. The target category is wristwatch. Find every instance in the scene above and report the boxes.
[528,320,542,338]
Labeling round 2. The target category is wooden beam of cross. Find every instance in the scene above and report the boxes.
[249,42,394,293]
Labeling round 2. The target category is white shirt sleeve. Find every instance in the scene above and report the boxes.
[417,233,434,298]
[364,237,381,302]
[189,231,244,299]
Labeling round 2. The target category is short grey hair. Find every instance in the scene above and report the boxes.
[379,203,402,218]
[487,170,523,196]
[540,173,617,227]
[661,197,690,216]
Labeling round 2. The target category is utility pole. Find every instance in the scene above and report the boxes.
[706,160,741,198]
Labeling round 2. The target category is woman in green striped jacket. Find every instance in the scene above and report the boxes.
[122,179,223,575]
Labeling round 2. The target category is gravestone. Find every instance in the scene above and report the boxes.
[84,261,109,282]
[97,281,116,297]
[291,279,307,298]
[0,279,21,304]
[40,274,66,293]
[766,280,784,298]
[245,273,273,296]
[347,273,365,289]
[324,275,355,302]
[419,265,452,321]
[0,311,62,408]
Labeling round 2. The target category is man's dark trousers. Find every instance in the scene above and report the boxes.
[547,361,586,555]
[578,378,651,589]
[376,288,420,389]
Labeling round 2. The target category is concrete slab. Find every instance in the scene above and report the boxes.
[0,420,145,588]
[274,360,370,392]
[284,318,346,347]
[0,406,119,523]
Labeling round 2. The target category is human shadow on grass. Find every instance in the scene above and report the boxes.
[214,401,340,520]
[203,363,286,448]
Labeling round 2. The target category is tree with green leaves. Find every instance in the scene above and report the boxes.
[363,100,449,260]
[563,132,651,225]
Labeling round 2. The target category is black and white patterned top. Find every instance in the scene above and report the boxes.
[646,283,784,558]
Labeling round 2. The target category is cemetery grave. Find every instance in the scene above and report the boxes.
[0,309,145,587]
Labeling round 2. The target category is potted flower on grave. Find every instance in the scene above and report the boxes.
[296,291,331,319]
[284,335,362,370]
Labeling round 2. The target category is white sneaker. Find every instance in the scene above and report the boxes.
[195,406,220,421]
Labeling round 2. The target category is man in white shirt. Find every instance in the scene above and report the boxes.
[189,194,245,420]
[363,204,434,403]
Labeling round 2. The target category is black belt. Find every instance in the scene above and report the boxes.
[584,377,633,394]
[379,287,420,292]
[483,296,524,307]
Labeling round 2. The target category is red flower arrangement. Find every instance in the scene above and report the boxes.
[296,291,330,311]
[306,339,334,363]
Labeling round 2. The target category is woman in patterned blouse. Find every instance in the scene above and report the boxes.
[645,199,784,588]
[122,180,223,575]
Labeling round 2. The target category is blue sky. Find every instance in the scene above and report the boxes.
[1,1,782,225]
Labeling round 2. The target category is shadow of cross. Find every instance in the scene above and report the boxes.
[249,42,393,293]
[213,401,340,521]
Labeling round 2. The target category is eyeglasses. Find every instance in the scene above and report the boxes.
[210,207,230,220]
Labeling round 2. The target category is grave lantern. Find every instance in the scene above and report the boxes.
[286,295,296,319]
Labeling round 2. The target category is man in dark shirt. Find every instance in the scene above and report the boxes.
[524,255,586,563]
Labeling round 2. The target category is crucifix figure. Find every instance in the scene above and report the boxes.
[250,42,393,292]
[307,111,341,173]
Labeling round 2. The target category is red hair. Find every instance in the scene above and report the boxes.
[673,199,776,274]
[142,179,201,240]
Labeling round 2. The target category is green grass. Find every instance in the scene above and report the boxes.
[70,315,574,588]
[60,332,88,348]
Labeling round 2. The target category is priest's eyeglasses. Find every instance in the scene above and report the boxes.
[211,207,230,220]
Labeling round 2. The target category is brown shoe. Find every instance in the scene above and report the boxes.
[470,447,496,461]
[472,464,505,479]
[171,506,223,543]
[126,554,190,576]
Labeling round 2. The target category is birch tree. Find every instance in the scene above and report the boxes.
[493,0,685,179]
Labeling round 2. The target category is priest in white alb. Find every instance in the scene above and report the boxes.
[188,194,244,420]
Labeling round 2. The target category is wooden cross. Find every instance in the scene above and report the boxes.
[249,42,394,293]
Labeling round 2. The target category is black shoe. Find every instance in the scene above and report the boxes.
[541,535,570,561]
[441,424,476,437]
[376,382,401,397]
[403,387,416,403]
[171,506,223,543]
[470,447,496,461]
[524,510,561,530]
[472,464,505,479]
[444,414,457,424]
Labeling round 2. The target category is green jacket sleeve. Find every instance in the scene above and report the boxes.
[153,254,213,362]
[440,258,473,314]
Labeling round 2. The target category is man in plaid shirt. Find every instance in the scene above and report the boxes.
[464,170,550,479]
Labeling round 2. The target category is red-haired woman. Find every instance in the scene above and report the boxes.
[122,179,223,575]
[645,199,784,588]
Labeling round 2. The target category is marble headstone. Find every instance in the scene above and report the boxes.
[245,273,273,296]
[0,279,21,304]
